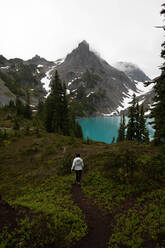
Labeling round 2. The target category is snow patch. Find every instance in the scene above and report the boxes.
[135,81,154,95]
[41,66,57,96]
[86,92,94,97]
[71,89,77,92]
[54,58,65,66]
[145,110,151,116]
[67,76,81,86]
[115,81,154,114]
[1,66,10,70]
[66,89,70,95]
[37,64,44,68]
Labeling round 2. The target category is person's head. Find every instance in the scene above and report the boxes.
[76,154,80,158]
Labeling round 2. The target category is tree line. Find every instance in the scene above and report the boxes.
[117,94,149,143]
[117,3,165,145]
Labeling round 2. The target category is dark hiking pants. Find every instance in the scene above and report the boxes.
[75,170,82,183]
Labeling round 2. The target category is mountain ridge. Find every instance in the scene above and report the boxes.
[0,41,154,115]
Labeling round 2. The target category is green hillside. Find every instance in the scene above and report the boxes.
[0,123,164,247]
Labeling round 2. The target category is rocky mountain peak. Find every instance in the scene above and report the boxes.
[0,55,9,67]
[26,55,54,66]
[78,40,90,51]
[64,40,102,70]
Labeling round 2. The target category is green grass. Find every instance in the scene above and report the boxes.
[0,132,88,247]
[108,190,165,248]
[0,128,164,248]
[81,144,165,247]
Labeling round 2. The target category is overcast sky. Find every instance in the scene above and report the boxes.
[0,0,164,78]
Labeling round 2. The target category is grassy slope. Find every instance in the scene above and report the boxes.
[81,143,165,248]
[0,129,165,248]
[0,131,109,247]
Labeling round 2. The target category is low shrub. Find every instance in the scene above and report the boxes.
[57,153,73,175]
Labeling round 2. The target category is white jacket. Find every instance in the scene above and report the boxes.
[71,157,84,171]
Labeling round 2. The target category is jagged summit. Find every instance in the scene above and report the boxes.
[26,55,54,66]
[78,40,90,50]
[55,41,137,115]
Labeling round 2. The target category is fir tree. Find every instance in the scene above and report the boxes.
[44,96,54,132]
[60,83,70,135]
[13,116,20,130]
[139,105,149,143]
[117,114,126,142]
[74,122,83,138]
[111,136,115,143]
[24,91,32,119]
[135,102,141,141]
[16,97,24,116]
[126,94,149,143]
[126,94,137,141]
[44,70,70,135]
[150,4,165,144]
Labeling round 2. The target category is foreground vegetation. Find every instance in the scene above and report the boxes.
[0,130,90,248]
[0,123,165,248]
[82,143,165,248]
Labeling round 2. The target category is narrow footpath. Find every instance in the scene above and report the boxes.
[71,184,112,248]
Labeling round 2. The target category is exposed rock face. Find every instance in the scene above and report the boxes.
[0,55,47,106]
[55,41,137,115]
[114,62,150,82]
[25,55,54,66]
[0,42,153,115]
[0,55,10,67]
[0,78,16,106]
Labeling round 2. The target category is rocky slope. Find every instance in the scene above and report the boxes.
[0,78,16,107]
[0,42,154,115]
[0,55,49,106]
[113,61,154,115]
[54,41,139,115]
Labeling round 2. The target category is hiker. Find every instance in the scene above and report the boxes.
[71,154,84,184]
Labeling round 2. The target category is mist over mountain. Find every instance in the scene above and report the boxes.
[114,61,150,82]
[54,41,138,115]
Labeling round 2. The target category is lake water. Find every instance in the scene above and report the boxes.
[77,117,155,144]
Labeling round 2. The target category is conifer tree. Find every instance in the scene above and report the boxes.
[16,97,24,116]
[117,114,126,142]
[150,4,165,144]
[139,105,149,143]
[24,91,32,119]
[44,96,54,132]
[135,102,141,141]
[126,94,137,140]
[44,70,70,135]
[111,136,116,143]
[126,95,149,142]
[60,83,70,135]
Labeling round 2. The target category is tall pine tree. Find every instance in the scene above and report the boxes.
[150,4,165,144]
[126,95,149,143]
[44,70,70,135]
[126,94,137,140]
[24,91,32,119]
[117,113,126,142]
[139,105,149,143]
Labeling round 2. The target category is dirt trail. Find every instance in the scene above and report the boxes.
[71,184,112,248]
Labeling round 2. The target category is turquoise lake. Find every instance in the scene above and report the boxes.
[77,117,155,144]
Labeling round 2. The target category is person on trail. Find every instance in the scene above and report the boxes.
[71,154,84,184]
